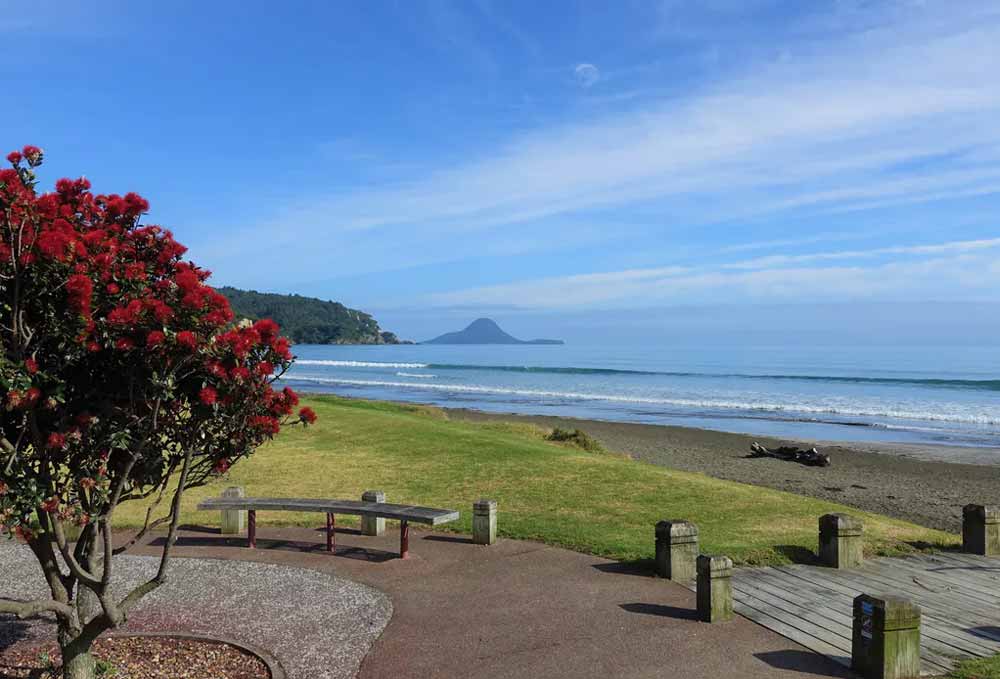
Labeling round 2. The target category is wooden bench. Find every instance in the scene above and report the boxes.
[197,496,459,559]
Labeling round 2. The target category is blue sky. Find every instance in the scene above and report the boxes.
[4,1,1000,342]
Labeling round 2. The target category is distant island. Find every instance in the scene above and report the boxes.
[218,287,409,345]
[424,318,564,345]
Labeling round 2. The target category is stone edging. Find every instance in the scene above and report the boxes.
[108,631,287,679]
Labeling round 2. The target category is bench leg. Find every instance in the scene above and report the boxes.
[400,520,409,559]
[326,512,336,553]
[248,510,256,549]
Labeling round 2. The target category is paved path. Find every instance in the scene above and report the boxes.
[118,525,854,679]
[0,544,391,679]
[727,551,1000,676]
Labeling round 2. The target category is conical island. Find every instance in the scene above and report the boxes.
[423,318,564,345]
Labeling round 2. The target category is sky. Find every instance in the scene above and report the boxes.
[3,0,1000,343]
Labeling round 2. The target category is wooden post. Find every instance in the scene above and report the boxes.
[962,504,1000,556]
[696,554,733,623]
[852,594,921,679]
[326,512,336,553]
[655,520,699,583]
[473,499,497,545]
[220,486,245,535]
[361,490,385,536]
[247,510,256,549]
[819,513,864,569]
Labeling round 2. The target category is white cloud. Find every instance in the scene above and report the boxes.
[429,238,1000,309]
[573,63,600,88]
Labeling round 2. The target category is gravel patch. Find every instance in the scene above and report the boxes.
[0,543,392,679]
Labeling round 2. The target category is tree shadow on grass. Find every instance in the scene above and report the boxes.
[619,603,698,621]
[773,545,819,565]
[592,558,656,578]
[754,650,854,677]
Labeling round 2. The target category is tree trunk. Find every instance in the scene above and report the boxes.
[60,640,97,679]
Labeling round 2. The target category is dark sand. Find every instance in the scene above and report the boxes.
[447,408,1000,533]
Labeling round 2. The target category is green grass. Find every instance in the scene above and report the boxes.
[948,655,1000,678]
[114,395,958,566]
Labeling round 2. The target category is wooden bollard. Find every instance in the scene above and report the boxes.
[220,486,245,535]
[655,520,699,582]
[852,594,921,679]
[962,504,1000,556]
[473,499,497,545]
[819,513,864,569]
[361,490,385,536]
[696,555,733,623]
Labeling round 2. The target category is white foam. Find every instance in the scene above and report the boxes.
[295,360,429,369]
[396,372,437,378]
[283,375,1000,427]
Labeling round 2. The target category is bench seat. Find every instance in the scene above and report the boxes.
[197,496,460,558]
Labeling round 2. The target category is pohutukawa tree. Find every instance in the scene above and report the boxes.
[0,146,316,679]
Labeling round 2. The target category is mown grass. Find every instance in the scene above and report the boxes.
[114,396,958,566]
[948,655,1000,678]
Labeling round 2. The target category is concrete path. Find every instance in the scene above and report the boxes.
[120,524,855,679]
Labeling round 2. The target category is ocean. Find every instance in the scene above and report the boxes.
[278,344,1000,449]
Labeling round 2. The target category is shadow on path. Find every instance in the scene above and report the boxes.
[619,602,698,621]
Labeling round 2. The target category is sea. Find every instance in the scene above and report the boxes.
[278,344,1000,450]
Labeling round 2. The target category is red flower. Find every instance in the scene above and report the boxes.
[24,358,38,374]
[213,458,230,474]
[254,319,280,342]
[14,525,34,542]
[47,432,66,449]
[65,274,94,317]
[146,330,165,347]
[21,145,43,166]
[255,361,274,377]
[25,387,41,405]
[80,477,96,490]
[298,407,318,424]
[106,283,120,295]
[115,337,135,351]
[176,330,197,350]
[40,497,60,514]
[7,150,22,165]
[250,415,281,435]
[199,387,218,405]
[0,480,8,495]
[229,366,250,382]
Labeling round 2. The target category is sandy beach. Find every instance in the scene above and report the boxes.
[447,407,1000,533]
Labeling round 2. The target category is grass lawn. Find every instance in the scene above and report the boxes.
[115,396,958,566]
[949,656,1000,679]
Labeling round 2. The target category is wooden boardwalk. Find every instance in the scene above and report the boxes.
[714,552,1000,676]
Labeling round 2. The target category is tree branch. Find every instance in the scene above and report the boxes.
[0,597,75,620]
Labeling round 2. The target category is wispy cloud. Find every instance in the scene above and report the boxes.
[429,238,1000,309]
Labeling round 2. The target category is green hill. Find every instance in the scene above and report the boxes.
[217,287,406,345]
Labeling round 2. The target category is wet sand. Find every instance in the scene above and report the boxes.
[447,408,1000,533]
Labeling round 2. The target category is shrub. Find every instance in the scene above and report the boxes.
[545,427,604,453]
[0,146,315,679]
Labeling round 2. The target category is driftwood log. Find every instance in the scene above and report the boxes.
[750,442,831,467]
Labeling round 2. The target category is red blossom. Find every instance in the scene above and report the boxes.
[0,480,7,495]
[176,330,197,350]
[80,477,96,490]
[298,407,318,424]
[24,358,38,374]
[115,337,135,351]
[213,459,230,474]
[146,330,165,347]
[65,274,94,317]
[7,150,22,165]
[198,387,218,405]
[47,432,66,449]
[40,497,60,514]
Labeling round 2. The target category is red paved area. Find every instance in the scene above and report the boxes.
[130,525,855,679]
